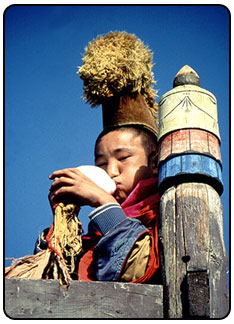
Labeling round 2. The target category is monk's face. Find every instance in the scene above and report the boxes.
[95,129,155,204]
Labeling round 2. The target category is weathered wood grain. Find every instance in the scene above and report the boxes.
[4,278,164,319]
[182,271,210,318]
[159,186,187,318]
[159,183,229,319]
[176,183,210,271]
[206,186,229,318]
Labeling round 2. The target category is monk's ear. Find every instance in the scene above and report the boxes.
[148,151,158,176]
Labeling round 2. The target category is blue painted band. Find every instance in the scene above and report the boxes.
[158,154,223,196]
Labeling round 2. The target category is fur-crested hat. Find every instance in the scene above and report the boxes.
[78,31,158,140]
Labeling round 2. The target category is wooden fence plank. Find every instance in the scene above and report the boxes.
[4,278,164,319]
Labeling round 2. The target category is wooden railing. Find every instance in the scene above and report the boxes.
[5,279,163,319]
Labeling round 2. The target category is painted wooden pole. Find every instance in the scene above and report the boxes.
[158,66,229,319]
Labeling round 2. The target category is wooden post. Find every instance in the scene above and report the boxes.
[157,66,229,319]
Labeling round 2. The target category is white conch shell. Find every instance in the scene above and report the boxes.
[77,165,116,195]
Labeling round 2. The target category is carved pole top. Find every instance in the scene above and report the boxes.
[173,65,200,88]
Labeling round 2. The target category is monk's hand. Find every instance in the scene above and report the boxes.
[49,168,116,208]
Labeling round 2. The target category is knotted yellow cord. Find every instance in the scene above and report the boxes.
[46,203,83,285]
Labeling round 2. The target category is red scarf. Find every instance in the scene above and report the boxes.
[78,178,160,282]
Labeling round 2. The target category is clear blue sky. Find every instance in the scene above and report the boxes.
[4,5,230,266]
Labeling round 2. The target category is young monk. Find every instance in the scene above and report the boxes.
[35,126,160,283]
[35,31,160,283]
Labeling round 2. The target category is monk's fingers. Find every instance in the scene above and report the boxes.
[49,176,75,192]
[49,168,81,180]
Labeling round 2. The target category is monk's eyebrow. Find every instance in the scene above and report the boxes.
[115,147,132,154]
[95,147,132,162]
